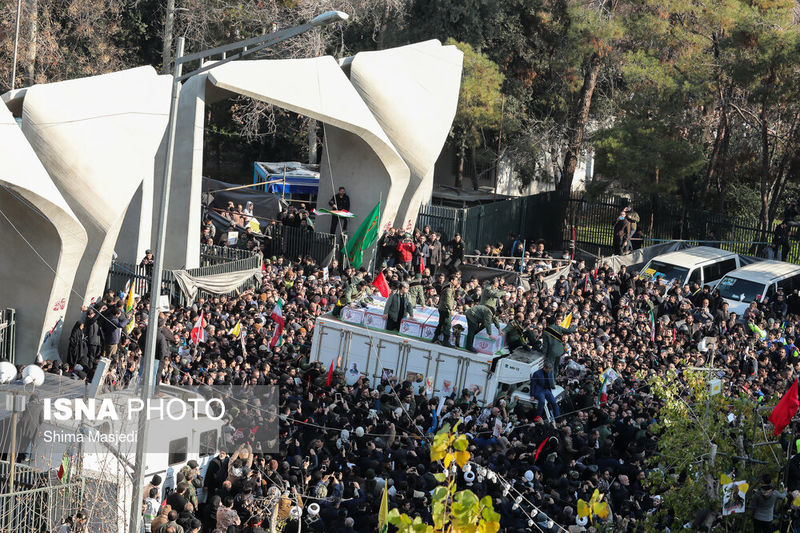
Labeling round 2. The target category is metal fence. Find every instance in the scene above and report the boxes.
[0,310,15,364]
[106,248,263,307]
[0,478,84,532]
[199,244,257,266]
[268,224,336,265]
[418,191,798,263]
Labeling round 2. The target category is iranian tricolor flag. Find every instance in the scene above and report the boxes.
[190,312,206,345]
[269,300,284,349]
[649,309,656,342]
[598,374,609,405]
[57,447,71,483]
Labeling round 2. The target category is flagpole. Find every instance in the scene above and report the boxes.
[370,192,383,277]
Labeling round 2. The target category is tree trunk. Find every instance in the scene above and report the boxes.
[700,104,727,210]
[758,101,771,250]
[455,137,466,190]
[307,119,318,164]
[25,0,37,84]
[162,0,175,74]
[470,144,479,191]
[558,53,601,195]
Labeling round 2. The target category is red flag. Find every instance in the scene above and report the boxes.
[190,312,206,345]
[534,437,551,462]
[325,359,335,387]
[372,271,390,298]
[769,379,799,436]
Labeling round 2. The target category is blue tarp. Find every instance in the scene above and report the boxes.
[253,161,320,195]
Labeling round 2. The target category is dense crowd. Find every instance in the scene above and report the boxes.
[56,210,800,532]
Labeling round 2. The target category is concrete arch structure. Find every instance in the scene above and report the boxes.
[16,67,171,352]
[0,104,87,363]
[165,56,410,270]
[347,40,463,229]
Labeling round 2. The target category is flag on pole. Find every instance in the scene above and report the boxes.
[344,202,381,268]
[230,320,242,338]
[769,378,799,436]
[57,448,71,483]
[372,271,390,298]
[269,300,284,349]
[649,310,656,342]
[190,312,206,345]
[325,359,335,387]
[378,476,389,533]
[560,313,572,329]
[598,374,609,405]
[312,208,355,218]
[240,327,247,355]
[125,280,135,313]
[534,436,552,462]
[125,315,136,335]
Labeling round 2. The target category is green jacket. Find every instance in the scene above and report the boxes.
[341,282,370,306]
[465,305,500,335]
[408,284,426,307]
[384,291,413,322]
[480,284,505,311]
[503,320,530,347]
[438,283,455,313]
[541,324,576,358]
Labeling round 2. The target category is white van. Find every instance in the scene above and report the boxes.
[639,246,740,290]
[714,260,800,317]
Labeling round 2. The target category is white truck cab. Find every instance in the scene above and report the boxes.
[639,246,740,290]
[714,260,800,317]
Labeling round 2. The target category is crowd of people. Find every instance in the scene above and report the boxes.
[54,211,800,533]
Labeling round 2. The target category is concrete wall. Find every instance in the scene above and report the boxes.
[17,67,170,355]
[347,41,463,229]
[0,104,87,363]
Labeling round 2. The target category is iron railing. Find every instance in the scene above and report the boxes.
[0,479,85,532]
[273,224,336,265]
[0,309,15,364]
[418,191,798,262]
[106,248,263,307]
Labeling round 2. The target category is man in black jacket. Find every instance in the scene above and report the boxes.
[328,187,350,234]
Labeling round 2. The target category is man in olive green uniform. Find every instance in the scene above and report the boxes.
[383,282,414,331]
[465,304,501,353]
[541,317,576,377]
[503,312,532,352]
[332,278,370,318]
[408,273,426,308]
[480,278,506,313]
[432,275,459,348]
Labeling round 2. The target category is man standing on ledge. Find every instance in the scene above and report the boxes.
[328,186,350,235]
[433,275,459,348]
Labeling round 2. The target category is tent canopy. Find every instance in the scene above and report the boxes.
[253,161,320,195]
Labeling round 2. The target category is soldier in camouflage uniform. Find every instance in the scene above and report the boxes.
[432,275,459,348]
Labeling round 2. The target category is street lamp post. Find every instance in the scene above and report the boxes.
[128,11,348,533]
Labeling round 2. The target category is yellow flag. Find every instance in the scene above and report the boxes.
[577,499,590,518]
[738,482,749,495]
[125,315,136,334]
[125,280,135,313]
[230,320,241,338]
[378,479,388,533]
[560,312,572,329]
[793,492,800,507]
[720,473,733,485]
[592,501,610,520]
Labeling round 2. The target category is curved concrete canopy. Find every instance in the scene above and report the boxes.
[0,104,87,362]
[19,67,171,353]
[165,57,409,269]
[348,40,463,229]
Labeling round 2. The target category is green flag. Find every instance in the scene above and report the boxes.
[344,201,381,268]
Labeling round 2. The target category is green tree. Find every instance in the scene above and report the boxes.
[643,369,784,530]
[388,423,501,533]
[446,38,504,190]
